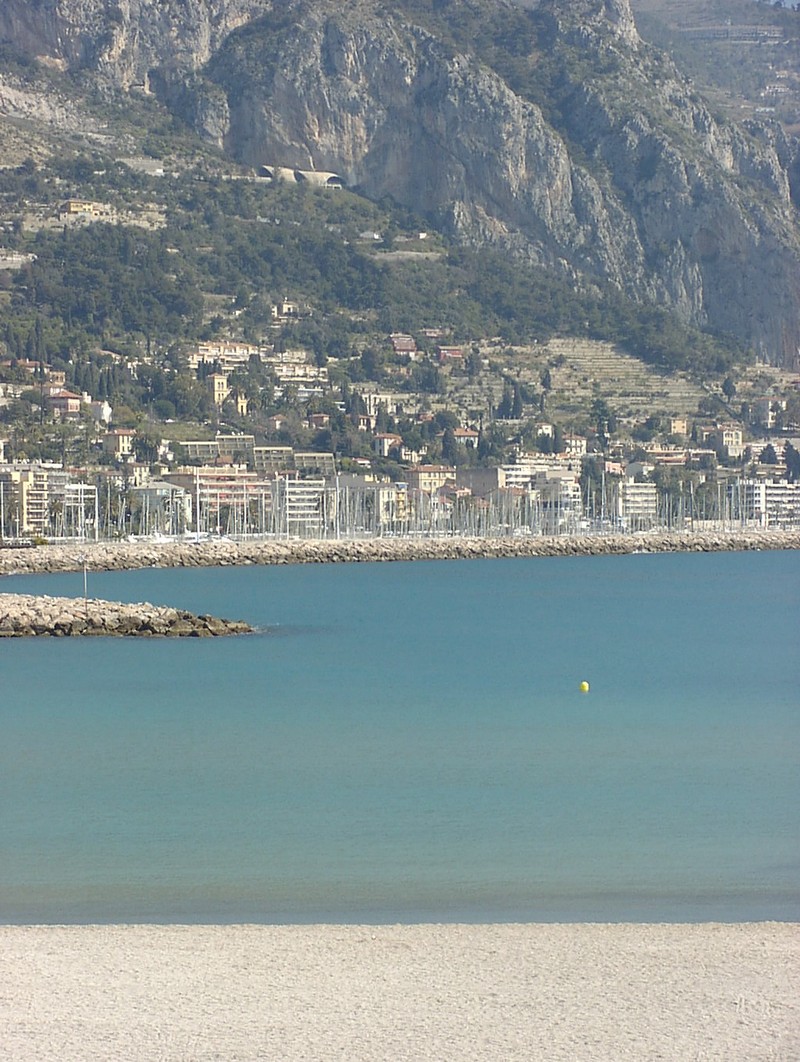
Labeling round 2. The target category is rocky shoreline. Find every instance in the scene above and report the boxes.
[0,593,252,637]
[0,529,798,576]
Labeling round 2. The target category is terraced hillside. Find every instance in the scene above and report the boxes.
[450,338,708,428]
[542,339,706,421]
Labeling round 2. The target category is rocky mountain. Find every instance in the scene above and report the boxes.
[1,0,799,368]
[0,0,271,87]
[630,0,800,133]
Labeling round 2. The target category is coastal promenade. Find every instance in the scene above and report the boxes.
[0,528,798,576]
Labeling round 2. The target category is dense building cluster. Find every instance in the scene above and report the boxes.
[2,308,799,543]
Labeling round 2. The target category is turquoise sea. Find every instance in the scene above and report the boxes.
[0,549,798,924]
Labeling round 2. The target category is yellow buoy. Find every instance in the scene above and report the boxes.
[579,680,590,693]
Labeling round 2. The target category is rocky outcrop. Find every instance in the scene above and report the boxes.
[0,0,798,364]
[0,0,271,88]
[0,531,798,578]
[202,0,800,365]
[0,593,252,636]
[538,2,800,364]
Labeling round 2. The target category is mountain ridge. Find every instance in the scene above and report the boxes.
[0,0,798,367]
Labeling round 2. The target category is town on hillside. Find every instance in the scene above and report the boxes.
[0,0,799,544]
[2,326,799,542]
[0,148,798,543]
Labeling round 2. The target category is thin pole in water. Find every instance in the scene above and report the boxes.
[82,556,88,619]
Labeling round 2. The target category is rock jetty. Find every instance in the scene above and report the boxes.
[0,530,798,577]
[0,593,252,637]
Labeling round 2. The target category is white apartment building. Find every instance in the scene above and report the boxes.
[733,478,800,529]
[271,476,328,536]
[618,478,659,530]
[186,340,266,372]
[533,471,583,534]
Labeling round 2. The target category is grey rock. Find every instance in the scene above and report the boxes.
[0,591,253,637]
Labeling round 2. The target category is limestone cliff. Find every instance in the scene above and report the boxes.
[1,0,799,366]
[0,0,270,87]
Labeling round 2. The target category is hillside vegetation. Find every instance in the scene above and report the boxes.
[0,155,743,387]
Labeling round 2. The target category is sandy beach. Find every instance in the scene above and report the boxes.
[1,923,797,1060]
[2,541,797,1059]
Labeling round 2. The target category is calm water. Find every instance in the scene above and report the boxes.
[0,550,798,924]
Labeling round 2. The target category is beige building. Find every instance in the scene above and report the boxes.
[669,417,689,436]
[375,480,409,527]
[208,372,230,408]
[501,454,578,489]
[59,199,112,218]
[271,361,328,385]
[0,463,79,538]
[181,439,220,463]
[253,446,294,475]
[186,340,265,372]
[47,389,83,420]
[216,435,255,464]
[353,390,407,417]
[271,298,300,320]
[102,429,136,459]
[374,433,403,458]
[563,434,587,458]
[456,467,507,497]
[389,334,417,355]
[295,452,336,477]
[714,425,744,459]
[642,445,689,467]
[271,475,328,536]
[405,465,456,493]
[0,464,48,536]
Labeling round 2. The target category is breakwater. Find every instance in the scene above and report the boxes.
[0,530,798,576]
[0,593,252,637]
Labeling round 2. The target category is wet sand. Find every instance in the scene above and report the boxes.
[1,923,797,1060]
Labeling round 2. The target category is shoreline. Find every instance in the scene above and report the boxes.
[1,528,799,577]
[2,922,797,1060]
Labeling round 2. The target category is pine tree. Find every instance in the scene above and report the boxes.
[442,426,458,466]
[512,383,523,419]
